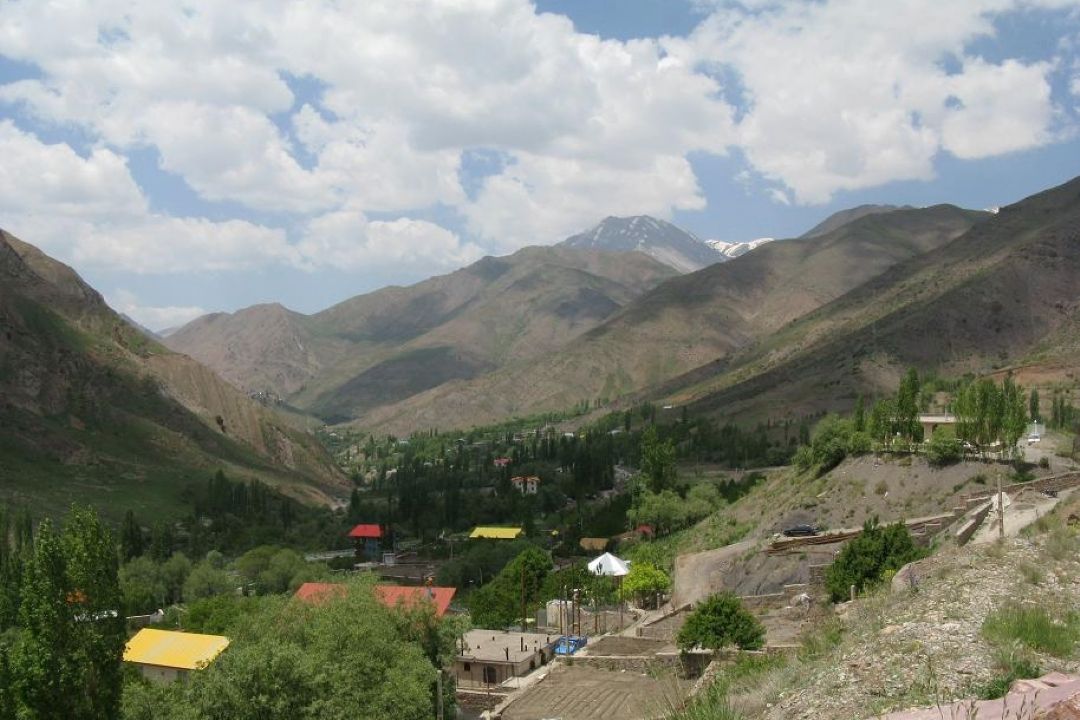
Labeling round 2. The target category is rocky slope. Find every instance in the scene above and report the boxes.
[663,174,1080,426]
[0,230,348,518]
[356,204,983,434]
[166,246,676,423]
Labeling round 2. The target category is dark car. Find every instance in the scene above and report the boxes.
[782,524,819,537]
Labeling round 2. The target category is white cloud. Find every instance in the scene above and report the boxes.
[0,120,146,217]
[0,0,1074,280]
[107,289,207,332]
[679,0,1068,203]
[296,211,485,273]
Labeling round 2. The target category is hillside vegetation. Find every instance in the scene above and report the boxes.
[166,246,676,423]
[0,230,347,520]
[357,204,983,434]
[662,177,1080,427]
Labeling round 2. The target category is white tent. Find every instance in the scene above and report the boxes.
[588,552,630,577]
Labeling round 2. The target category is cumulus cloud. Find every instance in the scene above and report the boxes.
[678,0,1068,203]
[107,289,207,332]
[296,211,485,272]
[0,0,1075,282]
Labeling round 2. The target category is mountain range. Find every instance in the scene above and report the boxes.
[559,215,724,272]
[0,230,347,519]
[9,175,1077,506]
[165,246,676,424]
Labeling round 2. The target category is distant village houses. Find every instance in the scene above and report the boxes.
[510,475,540,495]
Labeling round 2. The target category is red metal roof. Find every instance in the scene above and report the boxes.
[293,582,347,605]
[348,524,383,539]
[374,585,456,618]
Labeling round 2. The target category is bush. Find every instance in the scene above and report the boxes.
[925,429,962,466]
[677,592,764,651]
[825,518,925,602]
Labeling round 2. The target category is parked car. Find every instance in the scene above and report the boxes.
[782,524,819,537]
[1027,434,1041,445]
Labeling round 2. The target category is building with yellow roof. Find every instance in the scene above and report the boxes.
[124,628,230,683]
[469,526,524,540]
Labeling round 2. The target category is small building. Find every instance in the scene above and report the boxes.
[375,585,456,618]
[469,526,524,540]
[123,628,229,683]
[494,457,512,468]
[349,523,384,560]
[919,413,957,438]
[453,629,557,688]
[510,476,540,495]
[293,582,456,617]
[293,582,347,605]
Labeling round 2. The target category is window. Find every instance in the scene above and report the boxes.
[463,662,471,672]
[483,666,497,684]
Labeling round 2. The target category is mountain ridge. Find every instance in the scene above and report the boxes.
[0,229,348,518]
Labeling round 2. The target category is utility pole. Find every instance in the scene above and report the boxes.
[521,563,526,631]
[998,472,1005,539]
[436,670,444,720]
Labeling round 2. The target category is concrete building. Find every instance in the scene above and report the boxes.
[123,628,229,683]
[453,629,557,688]
[348,523,384,560]
[510,475,540,495]
[919,413,957,438]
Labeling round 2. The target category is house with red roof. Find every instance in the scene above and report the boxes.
[348,523,385,560]
[374,585,456,618]
[293,582,455,617]
[293,582,347,605]
[493,457,512,468]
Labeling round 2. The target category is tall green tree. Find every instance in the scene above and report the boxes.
[120,510,144,563]
[852,395,866,433]
[12,507,125,720]
[640,426,676,493]
[1029,388,1040,423]
[896,368,921,441]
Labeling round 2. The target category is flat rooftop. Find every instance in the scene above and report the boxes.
[501,665,690,720]
[457,629,557,664]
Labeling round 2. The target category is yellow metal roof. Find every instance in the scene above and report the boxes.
[469,526,524,539]
[124,628,230,670]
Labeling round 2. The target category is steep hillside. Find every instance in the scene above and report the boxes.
[166,246,676,423]
[801,203,907,238]
[665,175,1080,425]
[355,204,983,434]
[0,230,347,519]
[560,215,722,272]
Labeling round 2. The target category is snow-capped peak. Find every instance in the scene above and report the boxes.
[705,237,776,259]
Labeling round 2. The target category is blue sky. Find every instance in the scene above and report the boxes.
[1,0,1078,329]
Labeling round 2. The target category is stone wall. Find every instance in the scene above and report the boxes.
[954,501,993,546]
[565,650,713,678]
[963,471,1080,502]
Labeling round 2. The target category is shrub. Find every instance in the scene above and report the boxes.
[677,592,765,651]
[1038,457,1050,469]
[825,518,926,602]
[925,429,962,467]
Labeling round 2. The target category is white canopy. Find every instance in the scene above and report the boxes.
[588,552,630,577]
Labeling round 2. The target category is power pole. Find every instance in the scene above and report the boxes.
[436,670,444,720]
[521,563,526,631]
[998,472,1005,539]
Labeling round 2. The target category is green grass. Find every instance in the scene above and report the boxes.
[975,647,1042,700]
[982,603,1080,658]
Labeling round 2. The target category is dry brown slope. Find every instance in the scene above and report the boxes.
[666,174,1080,426]
[166,246,676,422]
[0,230,347,516]
[355,205,982,434]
